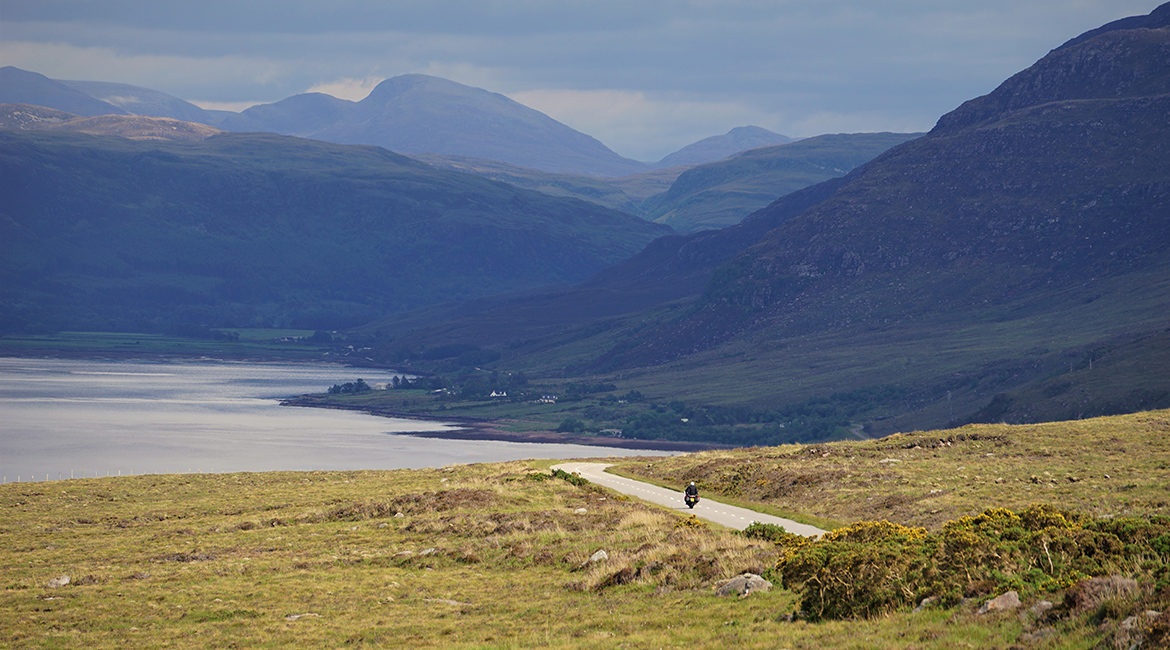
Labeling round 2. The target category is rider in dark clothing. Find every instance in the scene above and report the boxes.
[684,482,698,497]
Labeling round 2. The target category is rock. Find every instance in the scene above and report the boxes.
[419,547,437,556]
[394,512,405,518]
[285,613,320,621]
[587,550,609,564]
[979,590,1021,614]
[1030,600,1054,617]
[715,573,772,597]
[914,596,939,613]
[393,551,414,559]
[47,575,70,589]
[574,508,588,515]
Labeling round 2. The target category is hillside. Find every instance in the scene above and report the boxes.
[345,4,1170,441]
[641,132,920,232]
[221,74,649,177]
[584,13,1170,432]
[406,152,663,216]
[1,411,1167,647]
[0,104,222,141]
[0,130,670,333]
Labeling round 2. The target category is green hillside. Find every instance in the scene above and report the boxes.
[642,132,919,232]
[0,130,671,333]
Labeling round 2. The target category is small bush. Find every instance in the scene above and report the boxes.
[742,521,788,542]
[551,469,589,486]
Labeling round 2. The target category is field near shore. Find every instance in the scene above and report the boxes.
[2,411,1169,648]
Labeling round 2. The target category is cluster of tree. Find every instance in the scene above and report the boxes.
[614,389,905,446]
[390,375,447,390]
[327,378,372,394]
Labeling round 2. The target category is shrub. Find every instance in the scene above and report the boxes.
[775,506,1170,620]
[741,522,788,543]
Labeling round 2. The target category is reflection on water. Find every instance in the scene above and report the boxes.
[0,358,665,481]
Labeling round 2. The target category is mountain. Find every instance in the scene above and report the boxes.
[654,125,793,168]
[591,5,1170,427]
[216,92,353,135]
[0,130,671,333]
[0,104,222,141]
[0,66,128,117]
[640,132,920,232]
[354,3,1170,439]
[220,74,649,177]
[59,79,218,124]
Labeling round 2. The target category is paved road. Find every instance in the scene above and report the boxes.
[552,462,825,537]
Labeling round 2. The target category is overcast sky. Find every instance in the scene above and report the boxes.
[1,1,1164,161]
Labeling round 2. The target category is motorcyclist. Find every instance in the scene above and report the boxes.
[684,481,698,499]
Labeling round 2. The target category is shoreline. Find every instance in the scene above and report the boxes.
[280,395,725,453]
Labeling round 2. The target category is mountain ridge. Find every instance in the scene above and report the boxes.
[221,74,649,177]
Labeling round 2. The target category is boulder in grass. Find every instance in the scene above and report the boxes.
[715,573,772,597]
[978,590,1021,614]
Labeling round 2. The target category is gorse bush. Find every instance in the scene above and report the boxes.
[777,505,1170,620]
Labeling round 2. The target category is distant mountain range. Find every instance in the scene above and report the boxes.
[355,2,1170,435]
[1,66,808,177]
[0,129,670,333]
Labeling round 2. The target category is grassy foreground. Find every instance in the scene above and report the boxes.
[2,411,1169,648]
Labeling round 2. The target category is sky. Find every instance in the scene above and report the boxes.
[1,1,1164,162]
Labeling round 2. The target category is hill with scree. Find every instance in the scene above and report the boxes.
[344,4,1170,440]
[0,129,670,333]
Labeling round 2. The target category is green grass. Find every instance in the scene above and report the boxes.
[3,411,1169,647]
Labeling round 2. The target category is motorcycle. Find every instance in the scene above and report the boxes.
[684,493,699,509]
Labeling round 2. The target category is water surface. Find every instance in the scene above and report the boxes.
[0,358,664,482]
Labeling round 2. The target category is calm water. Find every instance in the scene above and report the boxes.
[0,358,665,482]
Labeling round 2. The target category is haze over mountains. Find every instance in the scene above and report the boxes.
[357,3,1170,434]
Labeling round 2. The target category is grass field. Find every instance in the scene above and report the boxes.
[2,411,1168,648]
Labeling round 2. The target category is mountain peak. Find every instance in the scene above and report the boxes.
[655,125,794,168]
